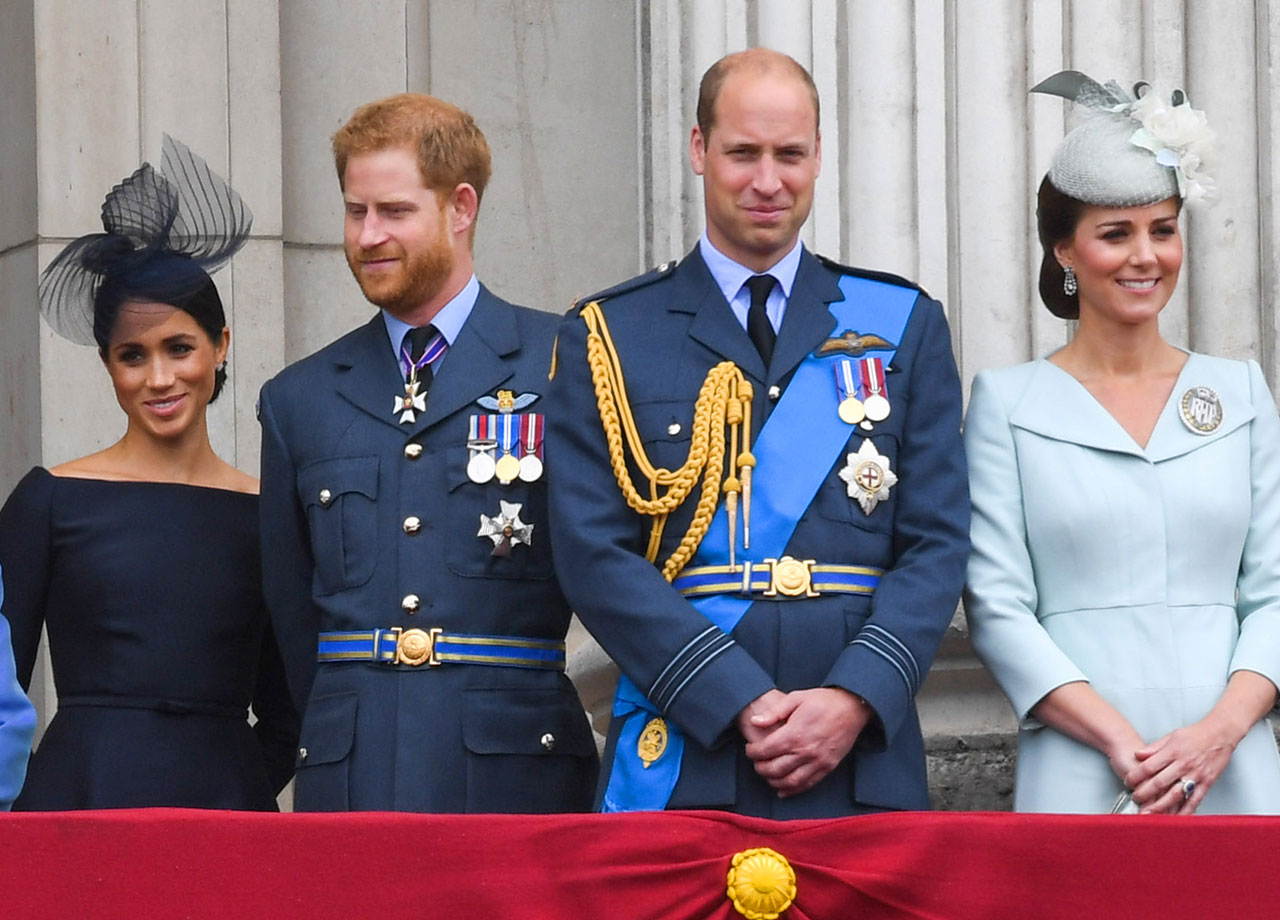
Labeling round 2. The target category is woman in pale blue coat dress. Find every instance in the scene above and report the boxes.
[965,72,1280,814]
[0,566,36,808]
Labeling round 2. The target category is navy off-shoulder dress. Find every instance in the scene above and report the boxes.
[0,467,298,810]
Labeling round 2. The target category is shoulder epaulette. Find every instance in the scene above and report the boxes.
[815,253,931,300]
[571,259,678,312]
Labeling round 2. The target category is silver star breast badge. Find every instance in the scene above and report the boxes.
[478,500,534,557]
[838,438,898,515]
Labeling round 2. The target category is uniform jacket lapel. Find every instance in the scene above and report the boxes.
[332,314,411,434]
[680,250,768,382]
[769,248,841,386]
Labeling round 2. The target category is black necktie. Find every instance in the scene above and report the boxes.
[402,324,444,388]
[745,274,777,365]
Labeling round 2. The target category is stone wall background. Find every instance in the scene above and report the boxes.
[6,0,1280,809]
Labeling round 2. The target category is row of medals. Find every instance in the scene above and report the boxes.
[836,356,891,427]
[467,414,544,485]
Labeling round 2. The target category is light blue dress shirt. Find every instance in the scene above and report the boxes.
[697,234,802,334]
[380,273,480,369]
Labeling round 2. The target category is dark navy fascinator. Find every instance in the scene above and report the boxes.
[38,135,252,346]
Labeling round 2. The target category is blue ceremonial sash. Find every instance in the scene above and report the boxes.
[601,274,919,812]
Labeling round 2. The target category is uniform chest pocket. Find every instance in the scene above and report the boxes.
[816,432,897,535]
[297,455,380,594]
[632,399,696,478]
[445,458,555,581]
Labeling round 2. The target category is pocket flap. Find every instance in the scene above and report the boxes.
[461,688,596,756]
[298,691,358,766]
[297,455,379,509]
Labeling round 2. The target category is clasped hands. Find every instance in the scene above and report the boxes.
[736,687,871,798]
[1112,722,1237,815]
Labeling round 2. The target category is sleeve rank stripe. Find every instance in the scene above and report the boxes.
[659,636,736,712]
[854,630,917,689]
[862,624,920,687]
[650,631,735,710]
[650,629,731,708]
[849,636,914,696]
[648,625,719,701]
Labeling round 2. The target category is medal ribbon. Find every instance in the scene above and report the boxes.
[602,273,919,813]
[400,331,447,381]
[497,413,518,455]
[521,413,544,459]
[835,359,860,402]
[858,357,887,398]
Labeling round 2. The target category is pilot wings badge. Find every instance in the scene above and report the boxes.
[814,330,896,358]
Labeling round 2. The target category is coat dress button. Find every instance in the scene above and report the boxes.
[403,516,422,534]
[404,443,423,460]
[540,732,556,751]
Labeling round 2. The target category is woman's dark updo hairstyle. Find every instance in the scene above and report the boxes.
[1035,176,1088,320]
[94,250,229,403]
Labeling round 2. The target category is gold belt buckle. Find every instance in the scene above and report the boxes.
[762,556,819,598]
[393,627,442,666]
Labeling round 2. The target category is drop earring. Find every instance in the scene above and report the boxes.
[1062,265,1077,296]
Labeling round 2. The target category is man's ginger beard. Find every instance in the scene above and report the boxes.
[346,215,455,318]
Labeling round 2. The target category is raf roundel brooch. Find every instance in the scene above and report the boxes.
[1178,385,1223,435]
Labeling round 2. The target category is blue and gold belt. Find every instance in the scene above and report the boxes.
[672,556,882,599]
[317,627,565,670]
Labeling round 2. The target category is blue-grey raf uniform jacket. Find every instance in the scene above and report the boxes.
[546,248,969,817]
[259,287,597,812]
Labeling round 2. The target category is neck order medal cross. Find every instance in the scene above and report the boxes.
[394,378,427,424]
[839,438,897,515]
[478,500,534,557]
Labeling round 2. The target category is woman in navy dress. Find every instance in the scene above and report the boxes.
[0,137,298,810]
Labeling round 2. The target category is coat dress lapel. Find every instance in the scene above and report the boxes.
[1008,354,1255,461]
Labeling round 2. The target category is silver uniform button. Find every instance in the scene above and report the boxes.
[318,488,333,505]
[298,747,308,761]
[540,732,556,751]
[767,385,781,401]
[402,594,421,613]
[667,422,681,436]
[404,443,424,459]
[403,516,422,534]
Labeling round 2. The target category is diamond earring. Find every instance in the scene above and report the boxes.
[1062,265,1077,296]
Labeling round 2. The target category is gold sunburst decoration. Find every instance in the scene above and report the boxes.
[726,847,796,919]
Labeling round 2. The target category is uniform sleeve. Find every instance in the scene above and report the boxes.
[0,470,55,689]
[821,299,970,747]
[963,370,1088,722]
[250,614,302,794]
[258,382,322,713]
[1228,360,1280,686]
[546,312,775,749]
[0,575,35,810]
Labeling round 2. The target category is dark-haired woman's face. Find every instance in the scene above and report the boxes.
[102,301,228,442]
[1055,197,1182,327]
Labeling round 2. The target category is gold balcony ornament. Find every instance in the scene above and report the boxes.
[726,847,796,920]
